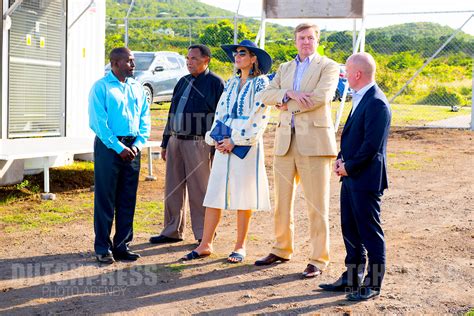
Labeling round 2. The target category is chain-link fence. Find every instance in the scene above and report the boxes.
[319,13,473,127]
[106,4,473,128]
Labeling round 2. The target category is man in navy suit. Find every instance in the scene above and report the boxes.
[319,52,391,301]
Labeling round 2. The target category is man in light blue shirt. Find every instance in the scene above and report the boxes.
[88,47,150,264]
[282,52,317,126]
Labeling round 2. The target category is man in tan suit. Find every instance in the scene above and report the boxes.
[255,23,339,278]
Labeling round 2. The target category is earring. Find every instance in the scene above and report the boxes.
[249,64,255,75]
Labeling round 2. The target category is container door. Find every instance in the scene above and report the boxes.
[7,0,66,138]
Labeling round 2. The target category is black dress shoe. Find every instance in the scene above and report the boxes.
[96,253,115,264]
[254,253,289,266]
[319,277,358,292]
[112,250,141,261]
[346,287,380,301]
[149,235,183,244]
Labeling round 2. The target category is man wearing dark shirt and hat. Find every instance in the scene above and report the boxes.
[150,44,224,244]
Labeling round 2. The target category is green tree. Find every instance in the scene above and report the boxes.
[327,31,352,52]
[386,51,423,70]
[199,20,255,48]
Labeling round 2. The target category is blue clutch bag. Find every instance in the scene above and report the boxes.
[210,120,251,159]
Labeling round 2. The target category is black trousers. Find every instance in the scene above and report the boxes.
[93,137,140,255]
[340,179,386,290]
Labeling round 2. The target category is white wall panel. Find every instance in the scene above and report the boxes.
[66,0,105,138]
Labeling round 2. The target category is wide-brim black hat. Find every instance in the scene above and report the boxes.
[221,39,272,74]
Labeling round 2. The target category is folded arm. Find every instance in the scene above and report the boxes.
[231,76,271,146]
[255,65,287,106]
[287,61,339,114]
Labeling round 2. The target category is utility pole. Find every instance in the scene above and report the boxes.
[124,0,135,47]
[233,0,242,44]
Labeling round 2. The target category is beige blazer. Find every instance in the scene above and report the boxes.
[256,54,339,157]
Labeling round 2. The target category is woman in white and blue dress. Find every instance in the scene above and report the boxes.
[181,40,273,263]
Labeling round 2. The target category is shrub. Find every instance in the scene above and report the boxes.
[459,86,471,96]
[386,51,423,70]
[209,59,234,80]
[419,86,463,106]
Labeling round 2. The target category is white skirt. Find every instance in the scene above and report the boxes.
[203,139,270,211]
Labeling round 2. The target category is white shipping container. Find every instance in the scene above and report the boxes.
[1,0,105,188]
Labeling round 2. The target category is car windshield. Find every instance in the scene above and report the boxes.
[133,54,155,71]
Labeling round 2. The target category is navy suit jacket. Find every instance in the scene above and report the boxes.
[338,84,391,192]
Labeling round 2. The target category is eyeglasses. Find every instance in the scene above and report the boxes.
[232,50,248,57]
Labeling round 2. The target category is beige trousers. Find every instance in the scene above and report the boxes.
[271,136,332,269]
[161,136,212,240]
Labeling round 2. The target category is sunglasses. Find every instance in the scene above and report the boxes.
[232,50,248,57]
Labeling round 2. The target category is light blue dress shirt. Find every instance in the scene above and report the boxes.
[283,53,317,104]
[293,53,316,92]
[350,82,376,117]
[88,71,151,154]
[285,53,317,126]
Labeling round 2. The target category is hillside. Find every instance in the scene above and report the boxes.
[106,0,294,42]
[105,0,472,106]
[369,22,473,41]
[107,0,236,19]
[106,0,473,59]
[106,0,473,43]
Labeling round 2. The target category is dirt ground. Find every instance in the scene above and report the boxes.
[0,127,473,314]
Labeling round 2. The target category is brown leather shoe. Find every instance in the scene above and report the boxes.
[254,253,289,266]
[302,264,322,278]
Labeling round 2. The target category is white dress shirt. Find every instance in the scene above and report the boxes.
[350,82,375,117]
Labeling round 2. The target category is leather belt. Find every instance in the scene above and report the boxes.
[117,136,136,142]
[172,134,204,141]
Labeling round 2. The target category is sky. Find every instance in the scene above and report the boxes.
[199,0,474,35]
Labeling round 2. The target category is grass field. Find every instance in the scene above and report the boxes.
[152,102,472,127]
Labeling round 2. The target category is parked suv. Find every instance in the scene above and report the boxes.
[105,51,188,105]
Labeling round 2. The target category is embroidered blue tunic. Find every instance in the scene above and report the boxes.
[203,75,271,211]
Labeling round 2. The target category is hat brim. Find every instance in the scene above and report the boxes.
[221,44,272,74]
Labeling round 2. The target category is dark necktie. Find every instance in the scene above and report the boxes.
[172,77,195,133]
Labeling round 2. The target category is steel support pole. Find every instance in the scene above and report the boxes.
[124,0,135,47]
[471,61,473,131]
[145,147,156,181]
